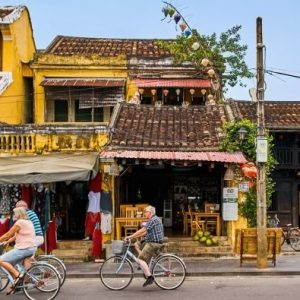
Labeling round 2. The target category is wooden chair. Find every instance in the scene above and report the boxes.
[135,203,149,212]
[204,203,218,235]
[191,214,205,237]
[123,207,139,237]
[120,204,133,217]
[182,207,192,235]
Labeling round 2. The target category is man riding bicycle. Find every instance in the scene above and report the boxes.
[125,205,164,287]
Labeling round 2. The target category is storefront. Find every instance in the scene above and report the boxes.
[0,152,99,241]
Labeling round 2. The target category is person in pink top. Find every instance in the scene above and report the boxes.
[0,207,36,294]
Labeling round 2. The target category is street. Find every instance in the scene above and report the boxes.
[5,276,300,299]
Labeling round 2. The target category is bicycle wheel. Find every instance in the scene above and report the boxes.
[289,229,300,251]
[152,254,186,290]
[0,269,9,292]
[100,255,133,290]
[23,263,60,300]
[36,255,67,286]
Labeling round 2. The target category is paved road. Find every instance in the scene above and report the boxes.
[6,276,300,299]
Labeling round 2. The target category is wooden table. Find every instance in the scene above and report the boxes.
[115,217,148,240]
[193,212,221,236]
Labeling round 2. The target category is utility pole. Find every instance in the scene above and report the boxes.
[256,17,268,268]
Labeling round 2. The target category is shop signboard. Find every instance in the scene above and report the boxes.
[256,136,268,163]
[222,187,238,221]
[238,181,249,192]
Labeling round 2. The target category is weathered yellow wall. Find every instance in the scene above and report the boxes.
[0,8,36,124]
[32,54,127,124]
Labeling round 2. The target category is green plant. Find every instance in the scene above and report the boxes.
[158,26,253,94]
[221,120,277,227]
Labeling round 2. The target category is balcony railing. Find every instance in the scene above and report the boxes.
[274,147,300,168]
[0,124,108,154]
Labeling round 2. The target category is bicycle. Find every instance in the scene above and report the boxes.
[99,239,186,290]
[281,223,300,251]
[34,254,67,286]
[0,244,61,299]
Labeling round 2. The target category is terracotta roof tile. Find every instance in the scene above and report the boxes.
[0,6,24,24]
[45,36,172,58]
[108,103,230,151]
[230,100,300,129]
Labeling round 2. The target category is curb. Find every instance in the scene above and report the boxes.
[66,270,300,279]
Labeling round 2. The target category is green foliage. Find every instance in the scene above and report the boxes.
[221,120,277,227]
[158,26,253,93]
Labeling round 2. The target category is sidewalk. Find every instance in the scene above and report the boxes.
[65,248,300,278]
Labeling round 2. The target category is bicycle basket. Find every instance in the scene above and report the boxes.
[112,240,126,254]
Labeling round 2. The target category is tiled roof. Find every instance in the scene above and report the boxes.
[0,6,24,24]
[107,103,230,152]
[45,36,172,58]
[134,79,211,88]
[101,150,247,163]
[40,78,126,87]
[229,100,300,130]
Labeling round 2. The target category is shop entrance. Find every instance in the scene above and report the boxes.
[54,182,89,240]
[118,163,222,236]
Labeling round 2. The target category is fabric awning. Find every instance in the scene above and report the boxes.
[40,78,126,87]
[101,150,247,164]
[0,152,99,184]
[133,79,211,88]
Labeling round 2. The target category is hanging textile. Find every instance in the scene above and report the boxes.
[100,191,112,212]
[21,185,33,208]
[0,216,9,236]
[87,191,101,213]
[100,211,112,234]
[89,172,102,193]
[42,220,57,253]
[85,212,100,236]
[92,222,102,258]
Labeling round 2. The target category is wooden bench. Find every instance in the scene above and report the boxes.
[236,228,282,267]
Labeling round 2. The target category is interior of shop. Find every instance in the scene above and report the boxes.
[116,162,223,237]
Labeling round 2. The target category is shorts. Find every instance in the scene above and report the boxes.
[136,240,163,264]
[0,247,36,266]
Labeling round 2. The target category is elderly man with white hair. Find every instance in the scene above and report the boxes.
[125,205,164,287]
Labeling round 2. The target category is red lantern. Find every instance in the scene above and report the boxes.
[241,162,257,179]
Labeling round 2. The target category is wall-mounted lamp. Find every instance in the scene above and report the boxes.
[224,166,234,181]
[238,127,248,142]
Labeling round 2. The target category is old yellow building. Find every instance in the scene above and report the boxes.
[0,5,35,124]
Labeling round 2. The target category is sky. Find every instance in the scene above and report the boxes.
[3,0,300,101]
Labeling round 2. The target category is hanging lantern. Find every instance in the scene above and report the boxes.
[189,88,195,102]
[211,79,220,91]
[168,8,175,17]
[179,23,187,32]
[201,58,210,67]
[174,14,181,24]
[151,89,157,102]
[184,29,192,38]
[162,7,169,17]
[192,42,200,51]
[175,88,181,102]
[200,89,207,95]
[207,68,215,78]
[138,88,144,101]
[163,89,169,97]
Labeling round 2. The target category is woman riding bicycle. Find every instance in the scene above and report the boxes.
[125,205,164,287]
[0,207,36,294]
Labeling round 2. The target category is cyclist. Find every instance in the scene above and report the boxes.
[0,207,36,294]
[16,200,44,247]
[125,205,164,287]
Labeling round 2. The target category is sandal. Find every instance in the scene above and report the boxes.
[6,286,15,295]
[13,272,24,287]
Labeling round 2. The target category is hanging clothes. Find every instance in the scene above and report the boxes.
[21,185,33,208]
[100,191,112,212]
[89,172,102,193]
[92,222,102,258]
[100,211,112,234]
[85,212,100,236]
[87,191,101,213]
[0,216,9,236]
